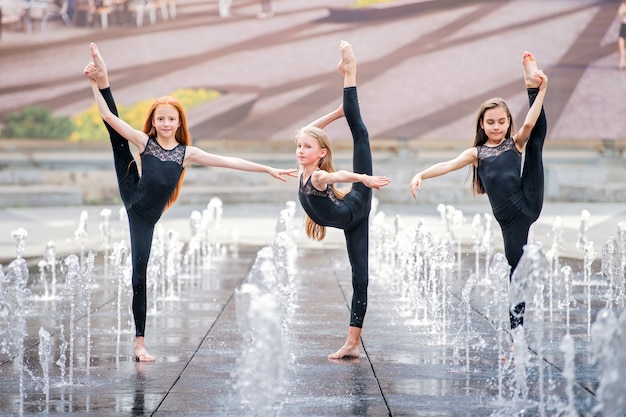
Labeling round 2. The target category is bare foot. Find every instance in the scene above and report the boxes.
[522,51,540,88]
[134,337,155,362]
[134,349,155,362]
[328,344,360,360]
[337,40,356,76]
[329,356,361,365]
[89,42,109,89]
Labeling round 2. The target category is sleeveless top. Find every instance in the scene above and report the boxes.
[133,137,186,223]
[476,137,522,209]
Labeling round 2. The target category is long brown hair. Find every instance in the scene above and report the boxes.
[471,97,514,195]
[296,126,350,241]
[143,96,191,211]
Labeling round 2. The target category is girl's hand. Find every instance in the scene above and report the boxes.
[409,175,423,199]
[536,70,548,91]
[335,103,345,118]
[269,168,298,182]
[83,63,96,79]
[363,175,390,190]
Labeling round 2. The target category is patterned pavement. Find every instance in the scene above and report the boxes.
[1,0,625,144]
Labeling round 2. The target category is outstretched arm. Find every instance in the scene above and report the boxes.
[513,71,548,147]
[306,103,344,130]
[409,147,476,198]
[312,169,390,190]
[184,146,297,182]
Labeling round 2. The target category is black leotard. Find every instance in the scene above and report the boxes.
[298,86,372,328]
[477,87,546,329]
[100,87,185,337]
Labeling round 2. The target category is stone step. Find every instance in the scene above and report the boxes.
[0,185,83,207]
[0,140,625,207]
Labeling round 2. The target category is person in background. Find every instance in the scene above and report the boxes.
[218,0,232,17]
[618,0,626,69]
[258,0,272,19]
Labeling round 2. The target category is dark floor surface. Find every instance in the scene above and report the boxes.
[1,200,624,416]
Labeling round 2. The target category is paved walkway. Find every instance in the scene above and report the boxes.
[1,0,625,143]
[0,200,625,416]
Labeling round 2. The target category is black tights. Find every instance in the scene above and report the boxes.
[100,87,153,337]
[342,86,372,328]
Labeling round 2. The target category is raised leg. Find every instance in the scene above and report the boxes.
[88,43,139,207]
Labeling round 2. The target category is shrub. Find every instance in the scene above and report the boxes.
[71,88,221,142]
[1,106,74,139]
[352,0,394,7]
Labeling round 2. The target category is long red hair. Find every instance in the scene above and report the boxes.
[142,96,191,211]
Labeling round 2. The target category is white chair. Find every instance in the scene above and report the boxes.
[41,0,71,32]
[22,1,49,32]
[156,0,167,21]
[0,0,24,32]
[71,0,110,29]
[126,0,145,26]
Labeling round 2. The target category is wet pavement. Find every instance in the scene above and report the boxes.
[1,200,625,416]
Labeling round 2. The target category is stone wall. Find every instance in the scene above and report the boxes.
[0,139,624,207]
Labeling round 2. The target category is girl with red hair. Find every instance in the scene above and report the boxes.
[84,42,296,362]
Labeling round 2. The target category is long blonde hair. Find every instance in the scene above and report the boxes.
[296,126,350,241]
[471,97,514,195]
[142,96,191,212]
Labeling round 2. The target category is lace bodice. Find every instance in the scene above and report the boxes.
[477,137,518,160]
[144,137,185,165]
[299,175,341,206]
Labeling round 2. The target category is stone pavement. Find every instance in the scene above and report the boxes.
[1,0,625,143]
[0,200,625,416]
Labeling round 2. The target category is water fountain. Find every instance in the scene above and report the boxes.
[545,216,564,320]
[36,241,59,300]
[234,281,283,416]
[561,265,574,333]
[601,237,624,308]
[369,204,624,415]
[591,307,626,417]
[559,333,578,417]
[38,327,51,411]
[1,228,30,416]
[99,208,112,278]
[233,231,297,416]
[489,253,510,404]
[110,240,131,356]
[1,201,625,415]
[74,210,88,268]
